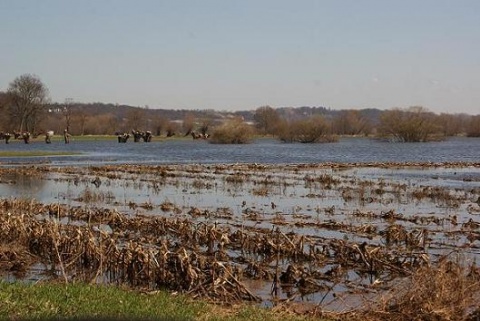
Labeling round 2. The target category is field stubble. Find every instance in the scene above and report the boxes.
[0,162,479,320]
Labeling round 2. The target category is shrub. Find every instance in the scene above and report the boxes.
[378,106,443,142]
[209,118,254,144]
[277,115,338,143]
[356,257,480,321]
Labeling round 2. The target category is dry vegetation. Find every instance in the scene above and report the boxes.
[0,162,479,320]
[277,116,338,143]
[344,258,480,321]
[209,118,254,144]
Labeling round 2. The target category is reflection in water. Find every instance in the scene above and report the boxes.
[0,163,479,310]
[0,173,49,200]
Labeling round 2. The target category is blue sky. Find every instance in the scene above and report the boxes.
[1,0,479,114]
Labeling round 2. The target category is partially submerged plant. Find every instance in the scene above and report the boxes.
[361,255,480,321]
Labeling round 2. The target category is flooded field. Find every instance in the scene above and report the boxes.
[1,162,479,313]
[0,136,479,165]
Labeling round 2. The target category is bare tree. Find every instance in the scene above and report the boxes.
[74,109,88,136]
[333,110,371,136]
[63,98,74,133]
[126,108,145,131]
[435,113,465,136]
[106,113,119,135]
[151,115,169,136]
[254,105,280,135]
[378,106,441,142]
[277,115,337,143]
[166,121,179,137]
[199,117,213,136]
[7,74,49,133]
[182,112,195,136]
[466,115,480,137]
[0,91,10,130]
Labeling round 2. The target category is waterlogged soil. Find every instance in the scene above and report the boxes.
[0,162,479,312]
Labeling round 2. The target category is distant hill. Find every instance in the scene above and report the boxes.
[48,102,383,126]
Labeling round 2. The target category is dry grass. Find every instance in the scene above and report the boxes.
[1,162,480,320]
[339,255,480,321]
[209,119,254,144]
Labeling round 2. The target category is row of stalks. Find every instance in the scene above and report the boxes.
[0,198,436,304]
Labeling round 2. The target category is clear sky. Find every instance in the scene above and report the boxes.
[1,0,479,114]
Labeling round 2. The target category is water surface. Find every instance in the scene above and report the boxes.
[0,136,478,165]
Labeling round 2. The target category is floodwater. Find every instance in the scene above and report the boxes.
[0,136,478,165]
[0,136,479,311]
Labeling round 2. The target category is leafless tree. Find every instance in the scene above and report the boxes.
[126,108,146,131]
[0,91,10,130]
[254,105,280,135]
[166,121,180,137]
[74,110,88,136]
[466,115,480,137]
[150,115,169,136]
[182,112,195,136]
[62,98,74,133]
[435,113,467,136]
[7,74,49,133]
[378,106,441,142]
[199,117,213,136]
[333,110,371,136]
[277,115,337,143]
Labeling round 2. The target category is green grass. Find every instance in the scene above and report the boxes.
[35,134,193,142]
[0,282,314,321]
[0,282,202,320]
[70,134,197,141]
[67,135,116,141]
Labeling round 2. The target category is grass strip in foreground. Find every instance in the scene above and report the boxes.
[0,282,200,320]
[0,282,312,321]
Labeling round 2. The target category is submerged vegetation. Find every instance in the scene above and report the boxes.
[0,162,479,320]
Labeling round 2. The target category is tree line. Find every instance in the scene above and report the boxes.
[1,74,479,143]
[253,105,479,143]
